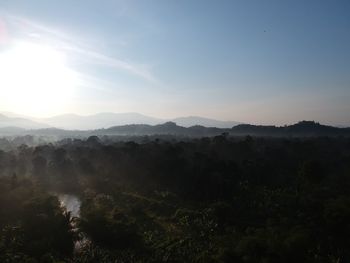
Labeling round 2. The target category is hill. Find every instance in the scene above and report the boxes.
[171,116,240,128]
[42,112,164,130]
[1,112,242,130]
[231,121,350,136]
[0,114,49,129]
[1,120,349,138]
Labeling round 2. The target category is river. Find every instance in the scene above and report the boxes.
[52,192,89,251]
[56,193,81,218]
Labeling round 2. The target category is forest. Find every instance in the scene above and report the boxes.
[0,134,350,262]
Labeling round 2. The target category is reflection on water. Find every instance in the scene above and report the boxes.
[53,192,89,251]
[57,193,81,218]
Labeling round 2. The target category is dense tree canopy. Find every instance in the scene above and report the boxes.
[0,135,349,262]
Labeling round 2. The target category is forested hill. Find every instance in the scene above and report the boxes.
[0,121,349,137]
[231,121,350,136]
[95,121,350,137]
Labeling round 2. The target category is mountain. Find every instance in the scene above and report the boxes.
[230,121,350,136]
[171,116,240,128]
[97,122,222,136]
[42,112,164,130]
[41,113,240,130]
[2,120,349,138]
[0,112,348,137]
[0,111,241,130]
[0,114,49,129]
[17,122,226,137]
[94,120,350,137]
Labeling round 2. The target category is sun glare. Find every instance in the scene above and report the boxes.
[0,41,78,116]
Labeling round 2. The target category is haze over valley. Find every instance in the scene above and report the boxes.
[0,111,241,130]
[0,1,350,262]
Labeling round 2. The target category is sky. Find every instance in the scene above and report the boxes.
[0,0,349,125]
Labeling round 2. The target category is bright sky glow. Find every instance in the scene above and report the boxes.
[0,0,349,125]
[0,41,78,116]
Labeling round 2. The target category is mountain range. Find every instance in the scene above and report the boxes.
[0,114,49,129]
[0,119,349,138]
[0,112,349,138]
[0,112,240,130]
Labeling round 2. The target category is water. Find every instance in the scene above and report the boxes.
[53,192,89,251]
[57,193,81,218]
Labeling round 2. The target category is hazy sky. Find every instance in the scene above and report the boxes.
[0,0,349,125]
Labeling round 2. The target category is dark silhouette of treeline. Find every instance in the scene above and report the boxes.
[1,120,350,138]
[0,135,350,262]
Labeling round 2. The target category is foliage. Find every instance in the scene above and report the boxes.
[0,136,350,262]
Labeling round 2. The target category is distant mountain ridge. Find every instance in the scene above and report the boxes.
[42,112,163,130]
[43,113,240,129]
[172,116,240,128]
[0,112,240,130]
[231,121,350,136]
[1,112,349,137]
[0,120,349,137]
[0,114,49,129]
[95,121,350,137]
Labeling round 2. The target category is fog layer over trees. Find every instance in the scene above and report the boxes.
[0,135,350,262]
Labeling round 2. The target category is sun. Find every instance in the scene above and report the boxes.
[0,41,78,117]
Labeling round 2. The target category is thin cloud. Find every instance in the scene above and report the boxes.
[4,14,157,83]
[65,44,157,82]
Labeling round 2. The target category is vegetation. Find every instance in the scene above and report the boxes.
[0,135,350,262]
[1,120,350,138]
